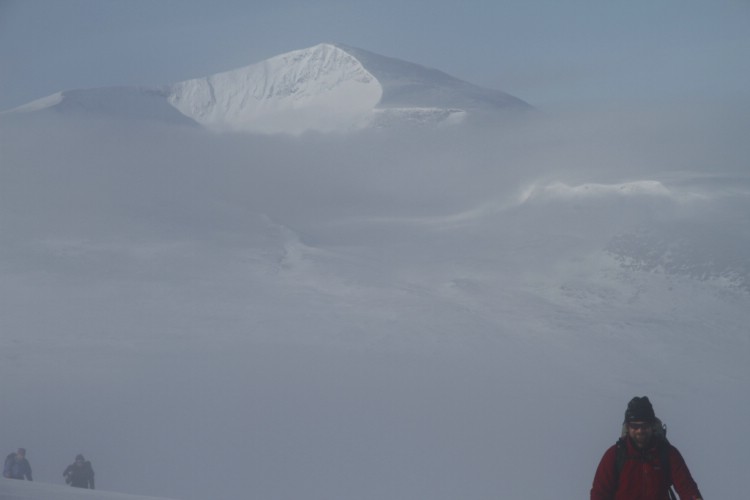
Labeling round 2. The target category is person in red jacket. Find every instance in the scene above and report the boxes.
[590,396,703,500]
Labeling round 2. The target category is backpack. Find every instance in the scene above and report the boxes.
[65,460,94,487]
[3,454,13,478]
[613,418,677,500]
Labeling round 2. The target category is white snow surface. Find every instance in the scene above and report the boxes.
[3,43,529,134]
[8,92,64,113]
[1,64,749,500]
[1,479,172,500]
[518,180,675,204]
[168,44,383,134]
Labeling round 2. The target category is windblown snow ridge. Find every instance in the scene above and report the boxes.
[518,180,674,204]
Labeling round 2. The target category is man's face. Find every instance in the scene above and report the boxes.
[627,421,655,449]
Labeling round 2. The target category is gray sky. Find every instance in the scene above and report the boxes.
[1,0,749,112]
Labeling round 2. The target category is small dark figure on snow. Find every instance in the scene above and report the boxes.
[3,448,33,480]
[590,396,703,500]
[63,454,95,489]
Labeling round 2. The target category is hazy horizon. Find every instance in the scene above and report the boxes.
[2,1,749,112]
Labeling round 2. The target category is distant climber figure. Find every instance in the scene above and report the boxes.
[63,454,95,489]
[3,448,33,480]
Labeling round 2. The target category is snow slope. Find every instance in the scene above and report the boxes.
[168,43,382,134]
[9,87,197,126]
[1,75,748,499]
[3,43,529,134]
[1,479,174,500]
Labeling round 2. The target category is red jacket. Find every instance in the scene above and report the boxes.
[590,437,702,500]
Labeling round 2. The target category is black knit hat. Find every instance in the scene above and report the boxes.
[624,396,656,423]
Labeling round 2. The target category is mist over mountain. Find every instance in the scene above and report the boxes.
[1,42,749,500]
[5,43,530,134]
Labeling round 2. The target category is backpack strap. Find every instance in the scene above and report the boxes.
[658,439,671,482]
[613,438,626,487]
[658,439,678,500]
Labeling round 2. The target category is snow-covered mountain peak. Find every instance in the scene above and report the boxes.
[4,43,531,134]
[168,43,382,134]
